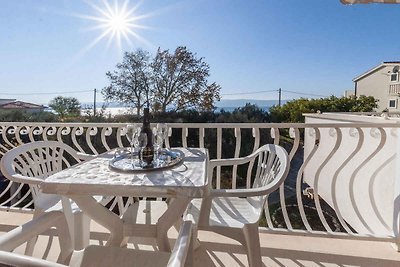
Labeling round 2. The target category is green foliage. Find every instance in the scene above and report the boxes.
[269,95,378,123]
[0,110,58,122]
[49,96,81,120]
[216,103,269,123]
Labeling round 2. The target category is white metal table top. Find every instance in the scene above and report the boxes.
[40,147,209,198]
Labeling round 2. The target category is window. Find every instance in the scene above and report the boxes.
[389,99,397,108]
[391,72,398,82]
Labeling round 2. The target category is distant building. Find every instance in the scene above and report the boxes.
[0,99,16,106]
[344,90,355,98]
[353,61,400,111]
[0,99,46,113]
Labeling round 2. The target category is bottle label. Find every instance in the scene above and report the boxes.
[142,146,154,165]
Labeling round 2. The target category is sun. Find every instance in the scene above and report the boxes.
[109,14,128,32]
[77,0,152,51]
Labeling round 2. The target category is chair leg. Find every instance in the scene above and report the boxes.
[191,224,201,250]
[24,234,38,256]
[120,236,129,248]
[185,231,194,267]
[243,224,262,267]
[24,210,43,256]
[73,212,91,250]
[55,215,73,264]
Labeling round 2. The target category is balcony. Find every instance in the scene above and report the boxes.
[389,83,400,95]
[0,115,400,266]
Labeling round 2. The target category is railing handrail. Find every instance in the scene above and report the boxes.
[1,121,399,128]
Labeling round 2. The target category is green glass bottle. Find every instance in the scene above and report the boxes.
[141,107,154,166]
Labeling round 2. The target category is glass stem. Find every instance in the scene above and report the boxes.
[130,143,134,162]
[155,146,160,166]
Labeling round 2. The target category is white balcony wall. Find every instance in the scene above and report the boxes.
[304,113,398,237]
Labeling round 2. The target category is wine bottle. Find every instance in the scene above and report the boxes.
[141,107,154,166]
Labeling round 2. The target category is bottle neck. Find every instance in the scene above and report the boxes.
[143,108,150,126]
[141,108,153,147]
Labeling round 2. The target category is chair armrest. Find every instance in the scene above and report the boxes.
[11,174,43,185]
[209,153,256,169]
[0,251,66,267]
[167,220,193,267]
[0,211,64,251]
[75,152,96,161]
[210,188,268,198]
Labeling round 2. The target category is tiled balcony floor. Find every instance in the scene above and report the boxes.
[1,211,399,267]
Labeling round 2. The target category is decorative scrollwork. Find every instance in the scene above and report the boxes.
[349,128,359,137]
[270,128,276,138]
[7,126,16,135]
[61,127,71,135]
[19,126,30,135]
[370,128,382,138]
[74,127,84,136]
[308,128,316,137]
[46,126,57,136]
[120,126,127,136]
[32,126,43,135]
[328,128,337,137]
[104,127,113,136]
[289,128,296,138]
[89,127,98,136]
[390,128,397,137]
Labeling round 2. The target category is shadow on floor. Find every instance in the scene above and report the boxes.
[195,241,400,267]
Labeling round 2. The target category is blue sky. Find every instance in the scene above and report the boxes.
[1,0,400,105]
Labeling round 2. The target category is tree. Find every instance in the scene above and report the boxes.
[102,47,221,114]
[49,96,81,119]
[152,46,221,112]
[269,95,378,123]
[102,50,152,116]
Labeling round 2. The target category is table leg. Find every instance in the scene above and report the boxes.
[156,197,191,252]
[70,195,124,247]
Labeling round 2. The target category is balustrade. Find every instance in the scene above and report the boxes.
[0,122,398,243]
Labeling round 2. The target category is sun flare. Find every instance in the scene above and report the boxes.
[109,15,128,32]
[77,0,152,51]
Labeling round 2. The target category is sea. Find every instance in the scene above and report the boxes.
[80,99,284,117]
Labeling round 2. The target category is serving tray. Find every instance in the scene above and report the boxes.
[109,149,184,173]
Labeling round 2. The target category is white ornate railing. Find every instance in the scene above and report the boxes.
[0,122,399,244]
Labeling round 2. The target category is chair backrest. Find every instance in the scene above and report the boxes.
[0,141,87,206]
[248,144,289,209]
[252,144,289,192]
[1,141,84,185]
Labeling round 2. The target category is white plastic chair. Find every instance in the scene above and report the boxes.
[0,210,73,264]
[185,144,289,267]
[0,212,193,267]
[0,141,107,251]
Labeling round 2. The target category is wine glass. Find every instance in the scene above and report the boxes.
[153,123,168,166]
[137,132,148,167]
[156,123,168,146]
[125,124,141,161]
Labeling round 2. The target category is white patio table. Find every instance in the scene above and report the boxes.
[38,147,209,252]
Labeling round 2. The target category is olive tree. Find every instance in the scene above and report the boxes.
[102,47,221,114]
[102,49,152,116]
[49,96,81,119]
[151,46,221,112]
